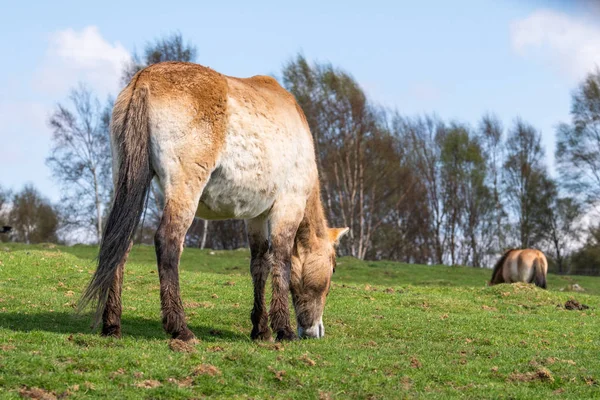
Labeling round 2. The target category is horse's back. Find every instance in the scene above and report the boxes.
[138,61,229,135]
[125,61,317,220]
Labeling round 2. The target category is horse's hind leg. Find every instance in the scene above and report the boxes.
[101,241,133,337]
[247,217,272,341]
[155,175,208,341]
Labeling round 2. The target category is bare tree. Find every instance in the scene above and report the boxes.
[556,69,600,204]
[47,84,112,243]
[478,114,507,261]
[395,116,447,264]
[545,195,581,274]
[121,32,197,84]
[503,119,551,248]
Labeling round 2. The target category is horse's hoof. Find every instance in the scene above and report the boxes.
[275,328,297,342]
[251,328,273,341]
[172,328,195,342]
[101,325,122,338]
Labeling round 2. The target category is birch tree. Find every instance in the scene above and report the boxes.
[47,84,112,242]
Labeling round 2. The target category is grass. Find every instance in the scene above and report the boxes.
[0,243,599,399]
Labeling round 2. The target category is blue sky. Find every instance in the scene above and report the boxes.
[1,0,599,202]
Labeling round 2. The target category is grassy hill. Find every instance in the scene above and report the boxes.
[0,243,598,399]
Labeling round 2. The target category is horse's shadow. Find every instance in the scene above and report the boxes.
[0,311,248,342]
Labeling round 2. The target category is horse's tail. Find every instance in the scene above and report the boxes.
[532,256,547,289]
[489,249,515,285]
[78,75,153,328]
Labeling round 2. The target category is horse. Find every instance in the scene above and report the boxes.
[79,61,349,342]
[489,249,548,289]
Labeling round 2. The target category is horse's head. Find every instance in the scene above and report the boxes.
[291,226,349,339]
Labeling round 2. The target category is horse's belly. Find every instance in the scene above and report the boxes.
[196,163,276,220]
[195,91,316,221]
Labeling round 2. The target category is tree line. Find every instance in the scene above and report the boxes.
[3,33,600,275]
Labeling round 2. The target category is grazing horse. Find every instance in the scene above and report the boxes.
[79,62,349,341]
[489,249,548,289]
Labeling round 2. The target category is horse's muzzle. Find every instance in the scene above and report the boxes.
[298,318,325,339]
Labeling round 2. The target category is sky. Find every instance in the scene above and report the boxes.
[1,0,599,202]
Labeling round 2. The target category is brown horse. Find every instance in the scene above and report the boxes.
[79,62,349,342]
[489,249,548,289]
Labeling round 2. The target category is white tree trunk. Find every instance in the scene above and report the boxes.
[200,219,209,249]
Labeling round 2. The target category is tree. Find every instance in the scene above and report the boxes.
[121,32,197,84]
[570,224,600,276]
[503,119,552,249]
[0,185,10,221]
[556,69,600,203]
[393,116,448,264]
[478,114,508,256]
[439,124,494,266]
[0,185,11,242]
[8,185,59,244]
[282,55,413,259]
[47,84,112,243]
[545,195,581,274]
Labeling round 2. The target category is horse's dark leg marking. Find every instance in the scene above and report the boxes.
[250,240,272,340]
[155,201,196,341]
[246,218,272,340]
[269,229,297,341]
[101,241,132,338]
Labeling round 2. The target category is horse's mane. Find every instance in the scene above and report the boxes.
[490,248,516,283]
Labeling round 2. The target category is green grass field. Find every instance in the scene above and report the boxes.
[1,243,598,399]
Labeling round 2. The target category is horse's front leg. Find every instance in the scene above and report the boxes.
[246,217,272,341]
[268,206,302,341]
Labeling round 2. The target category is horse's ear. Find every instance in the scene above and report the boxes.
[328,227,350,245]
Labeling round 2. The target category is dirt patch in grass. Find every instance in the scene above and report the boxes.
[135,379,161,389]
[258,342,284,351]
[169,339,198,353]
[18,387,57,399]
[508,367,554,383]
[184,301,213,309]
[193,364,221,376]
[299,353,316,366]
[109,368,126,379]
[167,377,193,388]
[564,299,589,311]
[268,366,286,381]
[410,357,422,369]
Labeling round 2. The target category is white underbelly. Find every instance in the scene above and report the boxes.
[197,165,276,220]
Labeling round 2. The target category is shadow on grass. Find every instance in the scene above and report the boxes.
[0,311,249,342]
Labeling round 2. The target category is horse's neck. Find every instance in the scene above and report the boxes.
[295,187,328,247]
